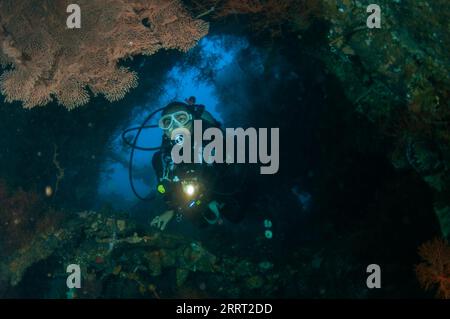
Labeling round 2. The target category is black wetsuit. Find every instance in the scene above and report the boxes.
[151,106,244,227]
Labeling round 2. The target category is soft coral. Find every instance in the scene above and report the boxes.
[0,181,42,254]
[415,238,450,299]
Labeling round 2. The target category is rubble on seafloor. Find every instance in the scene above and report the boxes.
[0,210,291,298]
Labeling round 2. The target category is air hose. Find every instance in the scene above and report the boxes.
[121,107,166,200]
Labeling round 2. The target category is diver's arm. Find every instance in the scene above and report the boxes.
[151,150,175,230]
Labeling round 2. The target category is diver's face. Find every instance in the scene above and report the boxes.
[165,120,193,139]
[158,109,193,139]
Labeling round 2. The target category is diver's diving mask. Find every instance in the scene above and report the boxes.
[158,111,192,131]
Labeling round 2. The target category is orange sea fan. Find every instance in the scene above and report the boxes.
[415,238,450,299]
[0,0,209,110]
[0,181,41,253]
[206,0,320,38]
[0,181,65,255]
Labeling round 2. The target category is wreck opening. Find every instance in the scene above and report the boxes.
[0,0,448,299]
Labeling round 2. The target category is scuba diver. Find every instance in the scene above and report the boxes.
[149,97,245,231]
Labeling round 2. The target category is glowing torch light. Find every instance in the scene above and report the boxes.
[183,183,196,197]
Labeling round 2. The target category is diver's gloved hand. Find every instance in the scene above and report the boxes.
[150,210,174,231]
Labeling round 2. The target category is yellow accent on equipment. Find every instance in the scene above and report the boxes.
[157,184,166,194]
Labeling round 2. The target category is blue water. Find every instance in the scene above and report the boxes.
[97,35,250,209]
